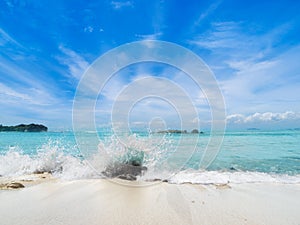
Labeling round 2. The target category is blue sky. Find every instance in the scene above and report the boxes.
[0,0,300,130]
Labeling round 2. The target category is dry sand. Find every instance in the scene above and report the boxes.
[0,177,299,225]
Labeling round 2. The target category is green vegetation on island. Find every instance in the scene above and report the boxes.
[0,124,48,132]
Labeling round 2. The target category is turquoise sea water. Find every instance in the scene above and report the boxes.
[0,130,299,183]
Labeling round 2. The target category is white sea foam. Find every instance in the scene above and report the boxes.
[96,133,175,169]
[1,148,300,184]
[1,135,300,184]
[168,169,300,184]
[0,134,172,180]
[0,147,99,180]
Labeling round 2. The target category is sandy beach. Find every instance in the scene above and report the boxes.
[0,177,299,225]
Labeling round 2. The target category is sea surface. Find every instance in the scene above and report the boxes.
[0,129,299,184]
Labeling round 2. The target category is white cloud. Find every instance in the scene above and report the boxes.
[109,76,200,128]
[219,45,300,114]
[100,75,127,101]
[189,19,300,115]
[226,114,245,124]
[190,20,292,60]
[135,32,163,47]
[135,32,163,41]
[190,21,243,49]
[83,26,94,33]
[192,117,200,124]
[57,45,90,80]
[111,1,133,10]
[227,111,300,124]
[94,63,214,128]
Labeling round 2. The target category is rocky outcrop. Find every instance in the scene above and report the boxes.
[102,162,147,181]
[157,130,187,134]
[0,182,25,189]
[157,129,204,134]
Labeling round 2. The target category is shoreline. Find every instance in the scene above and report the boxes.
[0,176,299,225]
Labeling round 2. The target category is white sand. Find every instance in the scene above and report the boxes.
[0,179,299,225]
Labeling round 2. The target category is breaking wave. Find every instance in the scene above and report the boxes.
[0,134,300,184]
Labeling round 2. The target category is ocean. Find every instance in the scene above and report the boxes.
[0,129,300,184]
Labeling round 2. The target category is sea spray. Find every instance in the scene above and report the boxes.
[0,130,300,183]
[0,140,98,179]
[95,133,176,180]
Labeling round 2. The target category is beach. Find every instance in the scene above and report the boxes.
[1,177,299,225]
[0,130,300,224]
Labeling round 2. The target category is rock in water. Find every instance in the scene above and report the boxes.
[6,182,25,189]
[117,174,137,181]
[102,162,147,181]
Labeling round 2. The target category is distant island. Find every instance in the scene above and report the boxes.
[0,124,48,132]
[247,128,260,131]
[156,129,204,134]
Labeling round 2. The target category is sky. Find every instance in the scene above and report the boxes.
[0,0,300,131]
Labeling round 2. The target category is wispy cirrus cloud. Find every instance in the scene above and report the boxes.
[0,28,23,48]
[0,28,74,127]
[0,81,60,107]
[57,45,90,80]
[193,0,223,26]
[0,82,31,103]
[190,20,292,61]
[219,45,300,114]
[189,19,300,116]
[0,29,58,98]
[1,1,299,130]
[0,80,73,128]
[0,27,29,62]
